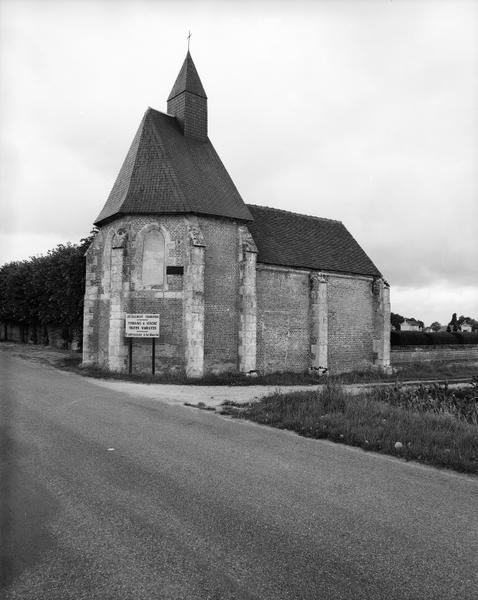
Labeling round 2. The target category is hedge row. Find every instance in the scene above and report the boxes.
[391,331,478,346]
[0,234,94,339]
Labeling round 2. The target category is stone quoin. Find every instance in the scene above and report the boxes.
[82,51,391,376]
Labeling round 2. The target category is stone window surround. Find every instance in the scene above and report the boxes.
[133,222,172,291]
[141,228,166,287]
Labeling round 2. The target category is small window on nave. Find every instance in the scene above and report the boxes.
[142,229,165,286]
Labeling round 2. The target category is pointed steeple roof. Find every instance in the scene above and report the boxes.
[94,108,252,225]
[168,51,207,101]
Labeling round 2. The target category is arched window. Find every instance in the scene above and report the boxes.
[142,229,165,286]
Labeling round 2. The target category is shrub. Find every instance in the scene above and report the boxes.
[0,233,95,340]
[424,331,459,345]
[391,331,430,346]
[392,330,478,346]
[451,332,478,345]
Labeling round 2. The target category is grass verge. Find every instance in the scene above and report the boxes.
[330,361,478,384]
[1,341,476,386]
[221,384,478,474]
[69,363,325,385]
[67,360,476,386]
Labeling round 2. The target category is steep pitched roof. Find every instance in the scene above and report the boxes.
[167,51,207,100]
[94,108,252,225]
[246,204,382,277]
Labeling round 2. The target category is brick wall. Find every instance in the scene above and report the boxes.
[84,214,246,375]
[391,345,478,365]
[83,215,188,373]
[83,214,386,376]
[256,266,310,373]
[327,275,374,372]
[128,298,183,374]
[167,93,207,141]
[255,268,377,374]
[201,218,240,373]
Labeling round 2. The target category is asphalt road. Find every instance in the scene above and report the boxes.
[1,352,477,599]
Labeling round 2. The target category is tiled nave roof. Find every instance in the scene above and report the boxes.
[247,204,382,277]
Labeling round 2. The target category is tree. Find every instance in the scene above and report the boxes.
[457,315,478,331]
[0,231,97,344]
[391,312,405,331]
[430,321,441,332]
[448,313,460,332]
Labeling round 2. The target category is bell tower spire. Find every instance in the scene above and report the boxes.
[167,51,208,141]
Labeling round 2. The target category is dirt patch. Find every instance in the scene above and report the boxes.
[0,342,81,369]
[88,378,318,408]
[0,342,318,407]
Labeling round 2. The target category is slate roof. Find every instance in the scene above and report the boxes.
[168,51,207,100]
[94,108,253,225]
[246,204,382,277]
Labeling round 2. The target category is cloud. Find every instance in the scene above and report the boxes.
[392,283,478,325]
[0,0,477,324]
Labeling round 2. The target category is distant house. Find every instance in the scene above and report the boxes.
[401,318,423,332]
[461,321,473,332]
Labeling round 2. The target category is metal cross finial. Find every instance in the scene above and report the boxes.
[187,30,192,51]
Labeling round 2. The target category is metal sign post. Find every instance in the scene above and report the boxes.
[152,338,156,375]
[125,314,160,374]
[128,338,133,375]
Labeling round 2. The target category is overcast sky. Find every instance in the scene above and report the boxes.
[1,0,477,325]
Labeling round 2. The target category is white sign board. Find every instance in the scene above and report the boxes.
[125,314,160,338]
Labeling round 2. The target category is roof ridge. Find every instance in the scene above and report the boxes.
[150,107,173,119]
[247,203,342,224]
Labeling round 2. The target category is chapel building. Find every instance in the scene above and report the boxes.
[82,51,391,376]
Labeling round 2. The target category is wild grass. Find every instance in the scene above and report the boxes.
[330,361,478,384]
[69,360,476,386]
[2,340,476,386]
[221,383,478,474]
[71,364,324,385]
[369,380,478,425]
[383,361,478,382]
[4,344,310,384]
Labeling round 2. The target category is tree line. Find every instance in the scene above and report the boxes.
[0,233,95,344]
[2,234,476,346]
[391,312,478,332]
